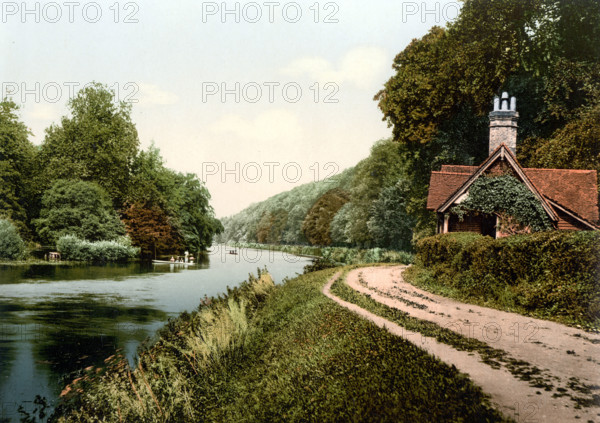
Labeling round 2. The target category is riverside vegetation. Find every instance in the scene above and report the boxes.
[49,268,507,422]
[405,231,600,329]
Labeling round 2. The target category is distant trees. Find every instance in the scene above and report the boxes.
[34,180,125,245]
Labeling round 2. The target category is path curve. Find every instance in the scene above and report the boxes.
[323,268,600,423]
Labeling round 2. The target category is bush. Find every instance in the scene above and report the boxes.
[57,235,139,262]
[413,231,600,325]
[0,219,26,259]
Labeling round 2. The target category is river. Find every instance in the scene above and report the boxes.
[0,246,311,422]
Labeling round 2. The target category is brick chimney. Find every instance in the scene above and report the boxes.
[489,92,518,156]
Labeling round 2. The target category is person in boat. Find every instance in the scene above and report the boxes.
[170,256,175,262]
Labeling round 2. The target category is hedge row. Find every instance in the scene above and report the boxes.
[414,231,600,324]
[57,235,140,262]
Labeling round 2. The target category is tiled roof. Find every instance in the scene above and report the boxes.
[428,165,599,224]
[525,168,599,224]
[426,171,471,210]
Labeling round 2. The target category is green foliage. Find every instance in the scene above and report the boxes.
[413,231,600,326]
[54,269,505,422]
[329,202,352,245]
[452,175,553,232]
[302,188,350,246]
[37,83,139,205]
[126,144,222,253]
[0,99,36,235]
[367,180,415,250]
[34,179,125,245]
[56,235,139,262]
[521,105,600,185]
[0,218,26,259]
[231,242,414,266]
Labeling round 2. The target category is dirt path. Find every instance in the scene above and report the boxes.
[323,267,600,423]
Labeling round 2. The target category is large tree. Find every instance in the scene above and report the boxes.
[0,99,36,235]
[38,83,139,205]
[34,179,125,245]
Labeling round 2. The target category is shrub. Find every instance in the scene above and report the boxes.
[413,231,600,324]
[57,235,139,262]
[0,219,26,259]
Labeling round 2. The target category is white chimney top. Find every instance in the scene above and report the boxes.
[494,92,517,112]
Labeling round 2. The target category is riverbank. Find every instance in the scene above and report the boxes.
[50,267,505,422]
[229,242,414,265]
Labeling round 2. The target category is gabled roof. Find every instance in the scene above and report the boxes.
[436,144,558,221]
[427,144,600,226]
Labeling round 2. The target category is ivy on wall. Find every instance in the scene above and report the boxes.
[451,174,553,232]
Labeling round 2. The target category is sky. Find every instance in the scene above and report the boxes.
[1,0,461,217]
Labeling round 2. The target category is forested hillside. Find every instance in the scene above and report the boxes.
[222,0,600,249]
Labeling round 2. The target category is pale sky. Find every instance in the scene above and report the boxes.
[1,0,460,217]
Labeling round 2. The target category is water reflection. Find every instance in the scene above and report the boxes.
[0,249,310,422]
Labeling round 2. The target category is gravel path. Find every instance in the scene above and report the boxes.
[323,267,600,422]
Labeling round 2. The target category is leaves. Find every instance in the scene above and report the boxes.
[451,175,553,232]
[34,179,126,245]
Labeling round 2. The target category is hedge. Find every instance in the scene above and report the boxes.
[57,235,140,262]
[414,231,600,324]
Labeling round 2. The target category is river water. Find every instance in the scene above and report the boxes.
[0,246,311,422]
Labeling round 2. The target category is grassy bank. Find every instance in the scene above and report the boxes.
[406,232,600,330]
[52,267,505,422]
[230,242,414,265]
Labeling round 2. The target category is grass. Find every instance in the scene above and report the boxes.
[51,267,508,422]
[404,265,600,331]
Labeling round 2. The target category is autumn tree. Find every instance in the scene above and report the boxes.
[121,202,181,258]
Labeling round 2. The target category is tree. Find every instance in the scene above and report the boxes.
[169,172,223,251]
[37,83,139,205]
[330,202,353,246]
[0,99,36,235]
[126,145,222,251]
[521,105,600,182]
[302,188,350,246]
[121,202,181,258]
[0,218,25,259]
[367,180,415,250]
[34,180,125,245]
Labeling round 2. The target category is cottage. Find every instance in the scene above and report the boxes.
[427,92,600,238]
